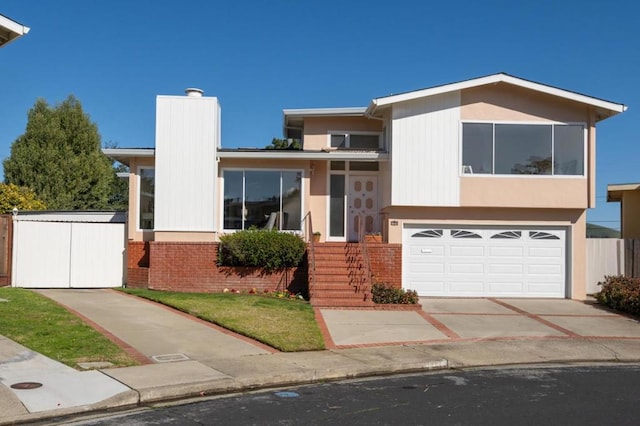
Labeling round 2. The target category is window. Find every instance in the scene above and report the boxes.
[223,170,302,231]
[330,133,381,150]
[412,229,443,238]
[139,168,155,230]
[462,123,584,176]
[451,229,482,239]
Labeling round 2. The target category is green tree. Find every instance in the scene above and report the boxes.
[3,95,115,210]
[265,138,301,150]
[0,183,46,213]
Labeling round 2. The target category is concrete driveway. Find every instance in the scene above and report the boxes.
[318,298,640,348]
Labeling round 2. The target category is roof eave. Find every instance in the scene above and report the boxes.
[370,73,627,119]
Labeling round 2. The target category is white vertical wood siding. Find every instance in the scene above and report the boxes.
[11,214,126,288]
[69,223,125,287]
[155,95,219,232]
[391,91,461,206]
[12,221,72,288]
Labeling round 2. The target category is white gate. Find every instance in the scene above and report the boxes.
[11,212,126,288]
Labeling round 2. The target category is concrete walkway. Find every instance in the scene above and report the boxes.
[2,291,640,425]
[319,297,640,347]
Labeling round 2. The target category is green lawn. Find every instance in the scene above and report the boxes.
[122,289,326,352]
[0,288,138,368]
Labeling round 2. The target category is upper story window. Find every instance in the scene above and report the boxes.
[330,132,382,150]
[138,168,155,230]
[223,170,302,231]
[462,123,585,176]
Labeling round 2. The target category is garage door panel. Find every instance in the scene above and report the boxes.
[450,245,484,257]
[449,263,484,274]
[409,245,445,256]
[489,263,524,274]
[404,225,566,298]
[410,263,445,273]
[449,282,484,294]
[489,246,524,257]
[487,282,525,294]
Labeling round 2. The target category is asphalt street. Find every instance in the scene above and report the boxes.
[72,364,640,426]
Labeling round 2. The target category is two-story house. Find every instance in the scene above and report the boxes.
[105,73,626,302]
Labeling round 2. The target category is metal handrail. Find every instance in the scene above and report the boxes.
[358,214,375,292]
[301,211,316,297]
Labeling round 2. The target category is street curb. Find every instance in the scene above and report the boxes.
[0,359,448,425]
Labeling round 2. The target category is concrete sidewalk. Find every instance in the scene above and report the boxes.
[2,291,640,425]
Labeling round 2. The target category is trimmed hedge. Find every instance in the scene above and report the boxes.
[218,229,306,272]
[596,275,640,316]
[372,282,419,304]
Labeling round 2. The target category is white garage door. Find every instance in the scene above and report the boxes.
[403,226,567,298]
[12,213,125,288]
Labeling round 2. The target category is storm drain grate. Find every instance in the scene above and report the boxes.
[151,353,190,363]
[11,382,42,390]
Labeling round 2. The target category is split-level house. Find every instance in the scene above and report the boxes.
[105,74,626,304]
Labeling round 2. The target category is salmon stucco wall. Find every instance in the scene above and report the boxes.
[128,157,155,242]
[459,83,596,209]
[302,116,383,150]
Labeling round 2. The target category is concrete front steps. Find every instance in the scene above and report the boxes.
[310,243,374,308]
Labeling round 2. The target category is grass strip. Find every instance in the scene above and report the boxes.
[0,288,138,368]
[121,289,325,352]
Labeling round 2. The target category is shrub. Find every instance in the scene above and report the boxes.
[218,229,306,272]
[595,275,640,316]
[372,282,419,304]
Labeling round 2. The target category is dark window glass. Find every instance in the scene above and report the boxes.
[462,123,493,174]
[495,124,552,175]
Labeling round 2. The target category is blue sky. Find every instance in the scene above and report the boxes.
[1,0,638,229]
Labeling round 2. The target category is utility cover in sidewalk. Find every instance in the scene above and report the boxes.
[152,353,190,363]
[11,382,42,390]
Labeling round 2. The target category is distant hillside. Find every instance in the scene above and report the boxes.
[586,223,621,238]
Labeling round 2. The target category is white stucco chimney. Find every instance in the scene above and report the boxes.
[185,88,204,97]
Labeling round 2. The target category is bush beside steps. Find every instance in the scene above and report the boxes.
[372,283,419,304]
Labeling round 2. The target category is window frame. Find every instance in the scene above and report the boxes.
[137,166,155,232]
[220,168,305,233]
[460,121,587,178]
[327,131,383,150]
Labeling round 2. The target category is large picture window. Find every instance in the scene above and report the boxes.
[223,170,302,231]
[138,168,155,230]
[462,123,584,176]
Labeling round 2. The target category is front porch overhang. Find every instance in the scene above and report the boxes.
[217,149,388,161]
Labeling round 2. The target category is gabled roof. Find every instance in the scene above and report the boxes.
[0,14,30,48]
[366,73,627,121]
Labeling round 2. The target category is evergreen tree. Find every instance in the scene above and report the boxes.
[3,95,115,210]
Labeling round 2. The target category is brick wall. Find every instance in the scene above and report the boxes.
[127,241,150,268]
[148,242,308,295]
[368,243,402,288]
[126,267,149,288]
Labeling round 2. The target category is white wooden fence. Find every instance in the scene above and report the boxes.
[11,212,126,288]
[586,238,625,295]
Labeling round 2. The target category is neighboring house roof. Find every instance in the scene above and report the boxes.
[0,13,29,48]
[607,182,640,202]
[365,72,627,122]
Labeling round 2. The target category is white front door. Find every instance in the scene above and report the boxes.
[348,175,378,242]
